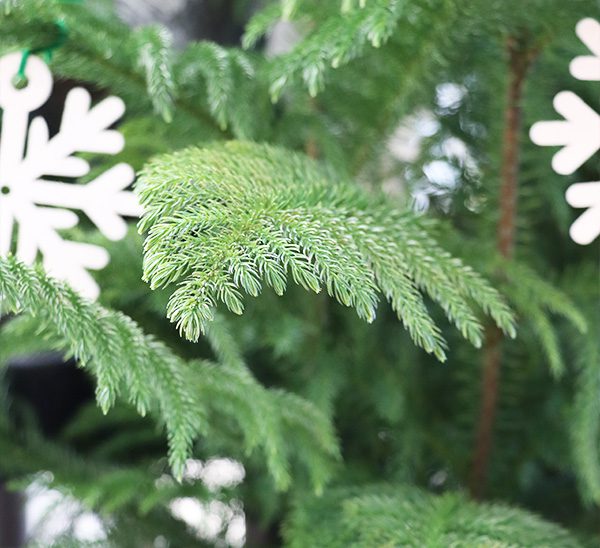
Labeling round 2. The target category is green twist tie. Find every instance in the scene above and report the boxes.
[13,0,85,87]
[15,18,69,87]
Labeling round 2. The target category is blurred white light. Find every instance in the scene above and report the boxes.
[182,457,245,490]
[170,497,208,529]
[226,513,246,547]
[388,110,440,163]
[183,458,204,481]
[169,497,244,547]
[202,458,245,491]
[73,513,106,542]
[423,160,459,188]
[436,83,467,110]
[25,478,106,544]
[171,458,246,546]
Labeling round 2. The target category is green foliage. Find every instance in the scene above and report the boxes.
[0,256,338,486]
[567,265,600,507]
[572,322,600,506]
[137,141,515,360]
[134,25,176,123]
[245,0,409,98]
[502,261,587,377]
[0,0,252,139]
[0,0,599,544]
[284,485,584,547]
[175,42,265,138]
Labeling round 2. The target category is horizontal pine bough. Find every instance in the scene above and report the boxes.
[284,485,584,547]
[137,141,516,362]
[0,256,338,487]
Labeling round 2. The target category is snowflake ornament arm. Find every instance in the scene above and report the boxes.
[530,18,600,245]
[570,18,600,82]
[0,52,142,298]
[529,91,600,176]
[566,182,600,245]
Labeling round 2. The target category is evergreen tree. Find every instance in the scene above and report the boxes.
[0,0,598,545]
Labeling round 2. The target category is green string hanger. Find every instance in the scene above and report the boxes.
[14,0,83,87]
[15,19,68,85]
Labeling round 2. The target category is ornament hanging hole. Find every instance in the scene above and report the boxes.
[0,53,53,111]
[11,74,29,90]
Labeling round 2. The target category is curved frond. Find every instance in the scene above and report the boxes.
[137,141,515,361]
[134,25,176,123]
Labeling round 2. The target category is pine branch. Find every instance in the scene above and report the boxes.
[134,26,176,123]
[242,2,283,50]
[0,256,339,487]
[175,42,263,138]
[0,0,230,137]
[500,262,587,378]
[137,141,515,361]
[245,0,407,99]
[284,484,583,547]
[571,314,600,505]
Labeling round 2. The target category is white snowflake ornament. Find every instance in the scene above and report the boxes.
[530,18,600,245]
[0,52,142,298]
[569,18,600,82]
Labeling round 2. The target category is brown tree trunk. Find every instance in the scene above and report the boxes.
[469,36,537,499]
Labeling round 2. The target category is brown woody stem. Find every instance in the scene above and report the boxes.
[469,35,537,499]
